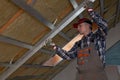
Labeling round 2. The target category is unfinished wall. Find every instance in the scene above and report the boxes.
[52,22,120,80]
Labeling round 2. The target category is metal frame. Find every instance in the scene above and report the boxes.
[0,36,54,54]
[114,0,120,26]
[11,75,44,80]
[0,0,95,79]
[0,62,51,68]
[70,0,78,9]
[9,0,71,41]
[0,36,33,49]
[70,0,83,18]
[99,0,104,16]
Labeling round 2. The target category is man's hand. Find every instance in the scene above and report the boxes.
[88,8,93,12]
[45,39,57,50]
[83,0,94,11]
[49,42,57,50]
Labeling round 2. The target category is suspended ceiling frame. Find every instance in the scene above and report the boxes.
[0,0,120,80]
[0,0,96,80]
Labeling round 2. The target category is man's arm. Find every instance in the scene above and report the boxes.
[88,9,108,36]
[54,41,80,60]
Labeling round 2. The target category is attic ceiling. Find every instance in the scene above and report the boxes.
[0,0,120,80]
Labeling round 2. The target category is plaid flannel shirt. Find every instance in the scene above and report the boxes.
[55,11,108,65]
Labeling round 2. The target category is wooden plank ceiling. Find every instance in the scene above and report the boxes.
[0,0,120,80]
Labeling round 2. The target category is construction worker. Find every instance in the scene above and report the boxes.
[50,4,108,80]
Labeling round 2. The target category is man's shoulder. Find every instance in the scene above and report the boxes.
[92,30,106,39]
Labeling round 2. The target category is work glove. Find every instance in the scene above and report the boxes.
[83,0,94,12]
[45,39,57,50]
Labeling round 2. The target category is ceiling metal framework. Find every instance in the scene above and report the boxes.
[10,0,71,41]
[0,36,33,49]
[99,0,104,16]
[0,35,55,54]
[0,0,96,80]
[0,0,120,80]
[0,62,51,68]
[114,0,120,27]
[11,75,44,80]
[70,0,83,18]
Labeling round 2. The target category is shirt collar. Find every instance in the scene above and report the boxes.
[84,32,93,38]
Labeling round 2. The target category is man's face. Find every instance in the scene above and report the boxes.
[77,22,90,34]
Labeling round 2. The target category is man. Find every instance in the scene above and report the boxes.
[50,8,108,80]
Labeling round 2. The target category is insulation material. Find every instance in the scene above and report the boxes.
[7,52,52,78]
[0,0,19,28]
[25,52,51,64]
[0,42,23,62]
[33,0,73,25]
[8,61,69,79]
[10,49,28,62]
[104,0,117,8]
[2,12,50,45]
[7,66,51,79]
[104,2,117,20]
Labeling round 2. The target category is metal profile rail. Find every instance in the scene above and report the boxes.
[10,0,71,41]
[0,36,54,54]
[70,0,83,18]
